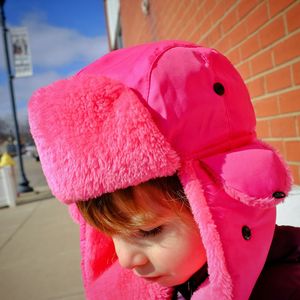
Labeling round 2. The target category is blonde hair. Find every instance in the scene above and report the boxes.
[76,175,191,236]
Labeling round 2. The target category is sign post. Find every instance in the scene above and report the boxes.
[0,0,33,193]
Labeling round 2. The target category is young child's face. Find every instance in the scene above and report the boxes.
[111,200,207,287]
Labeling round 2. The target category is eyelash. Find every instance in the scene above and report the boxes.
[139,226,163,238]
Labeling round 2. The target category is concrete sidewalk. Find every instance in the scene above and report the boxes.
[0,197,84,300]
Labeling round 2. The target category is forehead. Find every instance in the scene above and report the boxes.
[113,184,173,219]
[117,184,190,222]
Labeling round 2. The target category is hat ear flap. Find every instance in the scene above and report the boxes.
[200,142,292,208]
[29,74,180,203]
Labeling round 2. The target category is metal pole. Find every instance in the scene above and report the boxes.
[0,0,33,193]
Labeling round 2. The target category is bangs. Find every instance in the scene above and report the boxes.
[76,175,190,236]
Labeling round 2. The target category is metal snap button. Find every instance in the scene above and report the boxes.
[272,191,286,199]
[213,82,225,95]
[242,226,251,240]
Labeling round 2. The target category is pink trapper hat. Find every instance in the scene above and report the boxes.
[28,41,291,299]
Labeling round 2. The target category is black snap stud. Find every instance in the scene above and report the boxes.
[213,82,225,95]
[242,226,251,241]
[272,191,286,199]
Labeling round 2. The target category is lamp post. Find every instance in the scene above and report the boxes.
[0,0,33,193]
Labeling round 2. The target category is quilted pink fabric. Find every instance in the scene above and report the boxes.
[29,41,292,299]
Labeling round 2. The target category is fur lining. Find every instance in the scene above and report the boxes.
[88,261,173,299]
[68,203,82,224]
[256,139,293,190]
[179,160,233,300]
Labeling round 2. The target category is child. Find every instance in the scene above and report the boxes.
[28,41,300,300]
[76,175,208,296]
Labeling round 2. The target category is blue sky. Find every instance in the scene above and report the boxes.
[0,0,108,123]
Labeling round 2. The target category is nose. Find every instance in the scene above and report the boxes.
[112,237,148,269]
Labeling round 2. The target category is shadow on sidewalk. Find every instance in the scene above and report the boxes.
[17,185,53,206]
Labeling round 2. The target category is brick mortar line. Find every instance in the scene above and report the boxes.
[191,0,239,44]
[283,136,288,156]
[145,0,172,40]
[223,1,269,54]
[264,137,300,142]
[251,85,300,101]
[124,3,140,45]
[151,1,172,38]
[187,1,219,43]
[222,1,298,57]
[202,0,251,43]
[257,112,300,121]
[296,106,300,136]
[159,0,186,37]
[244,56,300,83]
[263,63,267,95]
[149,2,158,41]
[178,3,205,40]
[288,162,300,166]
[138,16,154,42]
[291,56,296,86]
[236,28,300,72]
[283,8,289,36]
[266,0,271,19]
[171,0,203,39]
[216,2,266,51]
[154,0,171,20]
[135,23,147,45]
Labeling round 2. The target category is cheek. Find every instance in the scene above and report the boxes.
[155,228,205,269]
[188,229,206,262]
[147,236,186,270]
[179,232,204,261]
[171,228,206,273]
[154,234,206,286]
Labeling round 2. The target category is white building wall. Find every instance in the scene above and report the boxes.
[105,0,120,49]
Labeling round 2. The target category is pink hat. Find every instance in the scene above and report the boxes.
[29,41,291,299]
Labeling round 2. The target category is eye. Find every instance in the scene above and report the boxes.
[139,225,163,238]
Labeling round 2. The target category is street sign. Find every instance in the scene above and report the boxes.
[10,27,33,78]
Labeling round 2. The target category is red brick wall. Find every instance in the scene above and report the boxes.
[119,0,300,184]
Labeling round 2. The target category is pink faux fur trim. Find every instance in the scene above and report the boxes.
[179,160,233,300]
[29,74,180,203]
[68,203,82,224]
[256,139,293,191]
[88,261,173,300]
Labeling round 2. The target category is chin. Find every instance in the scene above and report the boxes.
[157,276,186,288]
